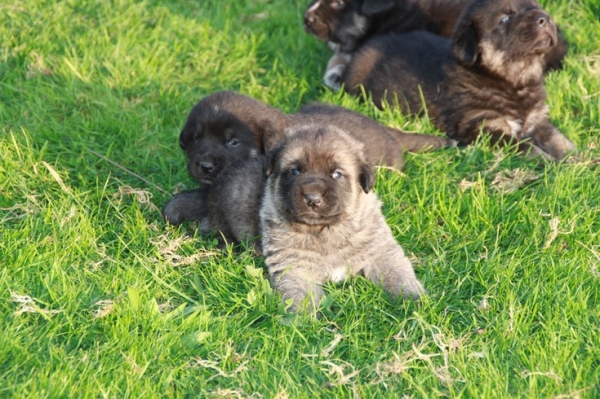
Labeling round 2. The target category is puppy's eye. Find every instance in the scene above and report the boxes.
[290,168,300,176]
[499,15,511,24]
[225,138,239,148]
[332,170,342,179]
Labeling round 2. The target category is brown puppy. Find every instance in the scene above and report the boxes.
[303,0,568,89]
[261,125,424,312]
[343,0,576,160]
[163,91,452,225]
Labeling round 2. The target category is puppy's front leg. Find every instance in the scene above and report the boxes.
[323,51,351,91]
[365,249,425,300]
[530,122,576,161]
[162,187,210,226]
[270,268,325,313]
[476,118,555,160]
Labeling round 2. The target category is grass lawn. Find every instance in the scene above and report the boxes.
[1,0,599,397]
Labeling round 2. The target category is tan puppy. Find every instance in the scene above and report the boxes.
[260,125,424,312]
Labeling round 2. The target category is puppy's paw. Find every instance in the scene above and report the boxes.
[446,139,459,148]
[163,198,189,226]
[547,135,577,161]
[323,64,345,91]
[162,188,210,226]
[401,279,426,300]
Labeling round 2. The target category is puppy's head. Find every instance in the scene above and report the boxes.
[304,0,393,48]
[452,0,557,82]
[265,125,375,226]
[303,0,350,42]
[179,91,285,185]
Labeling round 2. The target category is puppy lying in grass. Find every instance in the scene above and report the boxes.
[261,125,424,312]
[163,91,452,225]
[303,0,568,90]
[342,0,576,160]
[179,124,425,313]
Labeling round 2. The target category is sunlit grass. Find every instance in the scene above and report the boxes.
[1,0,599,397]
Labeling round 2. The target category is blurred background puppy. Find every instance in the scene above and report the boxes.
[303,0,568,90]
[343,0,576,160]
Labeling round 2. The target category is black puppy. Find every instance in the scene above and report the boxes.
[303,0,568,89]
[177,92,287,186]
[342,0,576,160]
[163,91,452,225]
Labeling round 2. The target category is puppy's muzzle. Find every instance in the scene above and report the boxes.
[525,10,557,48]
[198,161,215,173]
[303,191,323,208]
[187,155,221,183]
[300,180,327,209]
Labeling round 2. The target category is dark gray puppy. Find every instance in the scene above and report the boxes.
[200,157,265,250]
[260,125,424,312]
[303,0,568,89]
[163,91,452,225]
[343,0,576,160]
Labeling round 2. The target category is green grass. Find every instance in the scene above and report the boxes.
[1,0,599,397]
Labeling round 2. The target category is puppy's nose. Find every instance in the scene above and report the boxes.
[537,16,547,27]
[198,162,214,173]
[303,192,323,207]
[532,12,549,27]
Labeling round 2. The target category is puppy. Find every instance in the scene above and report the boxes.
[163,92,288,227]
[163,91,452,225]
[342,0,576,160]
[261,125,424,312]
[178,91,288,186]
[303,0,568,90]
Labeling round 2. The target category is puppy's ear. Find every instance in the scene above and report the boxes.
[452,21,479,66]
[255,119,285,154]
[263,150,277,177]
[360,0,395,16]
[359,163,376,193]
[179,126,192,150]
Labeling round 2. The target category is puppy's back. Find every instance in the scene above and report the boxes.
[343,32,449,114]
[296,103,450,162]
[295,104,405,167]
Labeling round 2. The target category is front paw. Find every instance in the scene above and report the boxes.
[549,135,577,160]
[162,188,210,226]
[323,64,345,91]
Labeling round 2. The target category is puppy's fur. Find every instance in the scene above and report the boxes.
[202,157,265,249]
[161,187,210,227]
[343,0,576,160]
[303,0,568,89]
[163,91,452,225]
[261,125,424,312]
